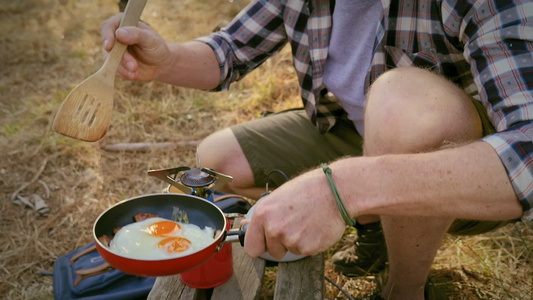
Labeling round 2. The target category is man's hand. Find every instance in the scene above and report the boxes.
[243,167,347,259]
[100,13,171,82]
[99,13,220,89]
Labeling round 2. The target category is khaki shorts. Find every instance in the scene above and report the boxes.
[230,100,510,235]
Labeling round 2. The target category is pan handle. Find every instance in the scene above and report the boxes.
[222,213,248,247]
[224,227,246,246]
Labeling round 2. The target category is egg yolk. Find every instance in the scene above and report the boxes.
[158,237,192,253]
[146,220,181,237]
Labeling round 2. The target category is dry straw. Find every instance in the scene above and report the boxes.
[0,0,530,299]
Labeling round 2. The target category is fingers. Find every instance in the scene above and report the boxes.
[115,52,138,80]
[101,13,152,50]
[245,218,307,259]
[243,216,267,258]
[282,235,304,256]
[100,14,151,60]
[105,28,146,80]
[264,235,288,260]
[100,14,123,52]
[244,209,289,260]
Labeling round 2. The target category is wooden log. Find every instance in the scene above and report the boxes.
[147,277,199,300]
[210,242,265,300]
[147,218,266,300]
[273,253,325,300]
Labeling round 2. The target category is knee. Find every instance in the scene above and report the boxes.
[364,67,482,155]
[198,128,241,173]
[197,128,254,192]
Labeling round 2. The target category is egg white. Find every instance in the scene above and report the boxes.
[109,217,215,260]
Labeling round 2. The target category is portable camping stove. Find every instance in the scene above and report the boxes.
[147,149,233,200]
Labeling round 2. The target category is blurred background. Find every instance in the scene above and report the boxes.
[0,0,530,299]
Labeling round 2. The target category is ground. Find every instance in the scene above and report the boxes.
[0,0,531,299]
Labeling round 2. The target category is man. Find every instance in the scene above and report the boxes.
[101,0,532,298]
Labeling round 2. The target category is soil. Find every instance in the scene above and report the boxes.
[0,0,530,299]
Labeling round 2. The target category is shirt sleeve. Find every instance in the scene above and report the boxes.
[194,0,288,91]
[462,0,533,220]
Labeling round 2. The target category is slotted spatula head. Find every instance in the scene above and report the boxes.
[53,72,115,142]
[53,0,147,142]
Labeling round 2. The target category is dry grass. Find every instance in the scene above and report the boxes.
[0,0,530,299]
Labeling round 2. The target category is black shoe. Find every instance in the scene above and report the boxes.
[331,222,388,277]
[424,277,448,300]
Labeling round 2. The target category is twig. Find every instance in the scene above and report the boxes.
[325,276,356,300]
[103,141,200,152]
[48,215,70,236]
[10,159,48,201]
[38,180,50,199]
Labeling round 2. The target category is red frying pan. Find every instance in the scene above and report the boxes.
[93,193,240,277]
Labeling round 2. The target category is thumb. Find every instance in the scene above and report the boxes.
[115,27,138,45]
[115,26,160,49]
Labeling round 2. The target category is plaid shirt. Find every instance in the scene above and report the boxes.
[197,0,533,220]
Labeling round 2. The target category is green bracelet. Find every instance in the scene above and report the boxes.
[321,163,357,227]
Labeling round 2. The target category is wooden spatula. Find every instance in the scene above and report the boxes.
[52,0,147,142]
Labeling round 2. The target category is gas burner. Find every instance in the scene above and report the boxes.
[180,168,216,188]
[147,149,233,199]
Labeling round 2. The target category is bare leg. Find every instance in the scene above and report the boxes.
[198,127,265,199]
[364,67,483,299]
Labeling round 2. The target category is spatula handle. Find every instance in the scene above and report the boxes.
[103,0,148,76]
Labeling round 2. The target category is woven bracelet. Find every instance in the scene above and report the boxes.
[321,163,357,227]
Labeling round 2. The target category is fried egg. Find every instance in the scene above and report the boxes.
[109,217,215,260]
